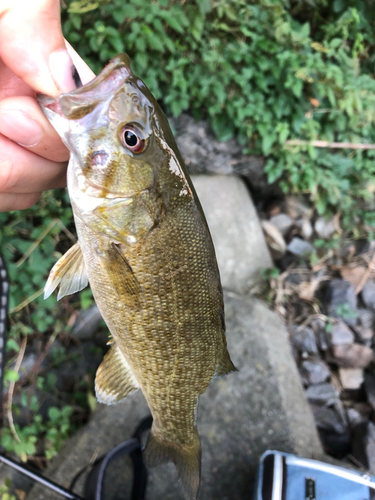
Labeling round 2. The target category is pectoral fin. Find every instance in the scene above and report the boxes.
[95,344,139,404]
[101,243,142,309]
[44,243,88,300]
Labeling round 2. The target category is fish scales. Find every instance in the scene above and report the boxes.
[75,202,221,443]
[38,54,235,500]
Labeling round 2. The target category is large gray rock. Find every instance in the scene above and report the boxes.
[191,175,273,293]
[26,293,322,500]
[171,114,273,196]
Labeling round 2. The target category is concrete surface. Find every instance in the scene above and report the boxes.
[191,175,273,294]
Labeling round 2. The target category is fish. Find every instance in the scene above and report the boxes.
[37,54,236,500]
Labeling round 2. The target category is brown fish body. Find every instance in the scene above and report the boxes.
[75,191,226,438]
[39,54,235,499]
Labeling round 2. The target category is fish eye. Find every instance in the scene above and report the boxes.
[120,125,147,154]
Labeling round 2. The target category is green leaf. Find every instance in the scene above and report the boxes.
[68,1,99,14]
[113,4,138,23]
[70,14,82,30]
[262,134,276,155]
[48,407,61,422]
[6,339,20,353]
[4,370,19,383]
[159,11,184,33]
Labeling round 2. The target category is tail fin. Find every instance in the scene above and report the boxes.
[144,428,201,500]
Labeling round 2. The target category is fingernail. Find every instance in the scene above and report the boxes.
[49,49,81,93]
[0,110,43,147]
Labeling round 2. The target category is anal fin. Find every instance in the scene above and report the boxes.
[44,242,88,300]
[95,344,139,405]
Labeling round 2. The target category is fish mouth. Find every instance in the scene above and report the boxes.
[37,54,132,120]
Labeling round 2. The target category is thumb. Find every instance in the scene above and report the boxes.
[0,0,78,96]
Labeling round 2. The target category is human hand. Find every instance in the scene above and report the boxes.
[0,0,95,212]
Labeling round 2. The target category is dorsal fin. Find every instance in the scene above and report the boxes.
[95,343,140,405]
[44,243,88,300]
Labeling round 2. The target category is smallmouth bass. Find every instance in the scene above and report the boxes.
[38,54,235,500]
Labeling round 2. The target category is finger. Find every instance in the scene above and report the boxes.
[0,96,69,162]
[0,135,67,193]
[0,192,42,212]
[0,0,77,95]
[0,58,33,100]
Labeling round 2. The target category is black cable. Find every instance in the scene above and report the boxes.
[0,454,85,500]
[83,416,153,500]
[0,253,9,424]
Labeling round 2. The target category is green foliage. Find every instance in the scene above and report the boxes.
[62,0,375,228]
[334,303,358,320]
[0,480,17,500]
[0,188,94,339]
[0,190,74,329]
[0,190,94,464]
[0,405,74,462]
[1,423,38,463]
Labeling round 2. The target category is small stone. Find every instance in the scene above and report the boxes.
[287,237,315,257]
[327,321,355,345]
[284,264,310,286]
[341,265,367,290]
[325,279,358,327]
[310,403,348,434]
[300,359,330,385]
[311,318,328,350]
[315,217,336,239]
[361,280,375,311]
[353,326,374,346]
[354,402,372,419]
[339,368,364,390]
[291,325,318,354]
[358,308,375,329]
[332,343,373,368]
[285,196,312,219]
[261,220,286,259]
[269,213,293,236]
[346,408,368,427]
[305,383,339,405]
[296,219,313,240]
[364,372,375,411]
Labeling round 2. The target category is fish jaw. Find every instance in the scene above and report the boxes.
[37,54,131,149]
